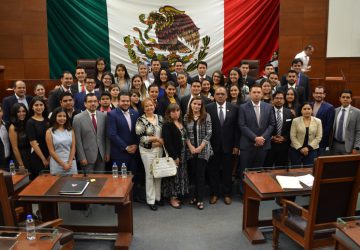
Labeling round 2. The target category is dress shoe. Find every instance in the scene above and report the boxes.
[155,200,164,206]
[209,196,218,204]
[147,204,158,211]
[224,196,232,205]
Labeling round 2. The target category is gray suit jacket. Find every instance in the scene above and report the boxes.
[238,101,275,150]
[73,111,110,164]
[332,105,360,152]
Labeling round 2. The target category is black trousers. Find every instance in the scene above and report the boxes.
[264,143,290,167]
[208,150,233,196]
[189,157,207,202]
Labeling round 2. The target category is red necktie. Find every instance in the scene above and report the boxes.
[81,84,85,92]
[91,114,97,131]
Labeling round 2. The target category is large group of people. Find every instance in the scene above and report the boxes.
[1,56,360,211]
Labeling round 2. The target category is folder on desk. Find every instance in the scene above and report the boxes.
[275,174,314,189]
[59,179,89,195]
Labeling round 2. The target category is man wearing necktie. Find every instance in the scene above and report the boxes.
[238,84,275,193]
[206,87,239,205]
[331,89,360,155]
[191,61,212,84]
[73,93,110,173]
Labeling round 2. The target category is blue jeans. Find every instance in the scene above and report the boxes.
[289,147,318,167]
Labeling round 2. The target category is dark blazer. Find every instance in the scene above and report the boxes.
[280,73,310,102]
[158,96,180,116]
[107,108,140,159]
[313,101,335,148]
[180,94,212,117]
[162,122,183,160]
[2,95,33,122]
[70,83,79,95]
[206,102,239,153]
[192,75,212,83]
[279,84,306,105]
[74,91,100,111]
[238,101,275,150]
[240,76,255,88]
[48,87,67,113]
[271,107,293,142]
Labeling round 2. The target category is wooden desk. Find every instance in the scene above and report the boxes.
[18,174,133,250]
[334,219,360,250]
[242,168,312,244]
[0,232,62,250]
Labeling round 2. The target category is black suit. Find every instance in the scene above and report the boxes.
[2,95,33,122]
[180,94,212,117]
[162,122,183,160]
[48,86,79,112]
[206,102,239,196]
[158,96,180,116]
[240,76,255,88]
[264,107,293,167]
[279,84,306,105]
[280,73,310,102]
[192,75,212,83]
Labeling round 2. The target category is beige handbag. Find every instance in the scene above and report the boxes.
[150,145,177,178]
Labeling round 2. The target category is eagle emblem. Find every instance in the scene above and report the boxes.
[124,6,210,72]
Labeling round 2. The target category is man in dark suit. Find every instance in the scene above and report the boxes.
[74,77,100,111]
[2,80,33,122]
[171,59,191,85]
[264,90,293,167]
[312,86,335,155]
[148,58,161,83]
[239,84,275,173]
[48,71,74,112]
[239,61,255,88]
[180,80,212,116]
[279,69,306,105]
[206,87,239,205]
[255,63,274,84]
[107,91,140,175]
[191,61,212,83]
[280,59,310,101]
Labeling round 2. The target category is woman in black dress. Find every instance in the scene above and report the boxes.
[158,81,180,116]
[8,103,31,171]
[161,103,189,208]
[26,96,49,179]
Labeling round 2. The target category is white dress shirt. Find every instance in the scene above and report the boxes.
[295,51,309,72]
[216,102,226,120]
[336,105,351,141]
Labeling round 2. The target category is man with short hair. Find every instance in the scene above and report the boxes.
[98,92,112,113]
[48,71,74,112]
[49,92,80,124]
[331,90,360,155]
[268,72,281,94]
[180,80,211,116]
[73,93,110,172]
[295,45,314,72]
[192,61,212,83]
[74,66,87,93]
[256,63,274,84]
[279,69,306,105]
[239,84,275,172]
[2,80,33,121]
[312,86,335,155]
[239,62,255,88]
[280,58,310,101]
[206,87,239,205]
[74,77,100,111]
[264,90,293,167]
[172,59,191,85]
[148,58,161,83]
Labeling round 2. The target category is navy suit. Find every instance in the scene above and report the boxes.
[280,73,310,102]
[238,101,275,170]
[313,101,335,152]
[2,95,33,122]
[74,91,100,111]
[107,108,140,171]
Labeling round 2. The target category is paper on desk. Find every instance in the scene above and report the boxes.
[296,174,314,187]
[276,176,303,189]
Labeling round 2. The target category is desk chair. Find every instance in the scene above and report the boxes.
[272,155,360,250]
[0,172,75,250]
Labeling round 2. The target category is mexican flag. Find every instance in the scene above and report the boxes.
[47,0,279,78]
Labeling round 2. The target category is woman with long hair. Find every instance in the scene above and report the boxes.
[136,98,164,211]
[46,107,77,175]
[130,90,142,114]
[131,74,147,101]
[26,96,49,179]
[176,72,191,100]
[0,105,10,168]
[138,62,151,90]
[99,71,115,94]
[114,63,131,91]
[226,67,249,100]
[260,78,273,103]
[212,70,225,91]
[162,103,189,208]
[9,103,31,171]
[109,84,120,109]
[227,84,244,105]
[147,84,160,115]
[284,88,300,117]
[95,57,107,88]
[153,68,172,100]
[158,81,180,116]
[184,96,213,210]
[201,79,214,101]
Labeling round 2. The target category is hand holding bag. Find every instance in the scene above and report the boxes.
[150,145,177,178]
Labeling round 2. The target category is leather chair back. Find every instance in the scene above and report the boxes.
[241,59,260,79]
[77,59,97,79]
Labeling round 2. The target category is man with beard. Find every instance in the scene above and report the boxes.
[279,70,306,105]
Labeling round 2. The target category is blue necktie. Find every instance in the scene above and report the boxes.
[336,109,345,141]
